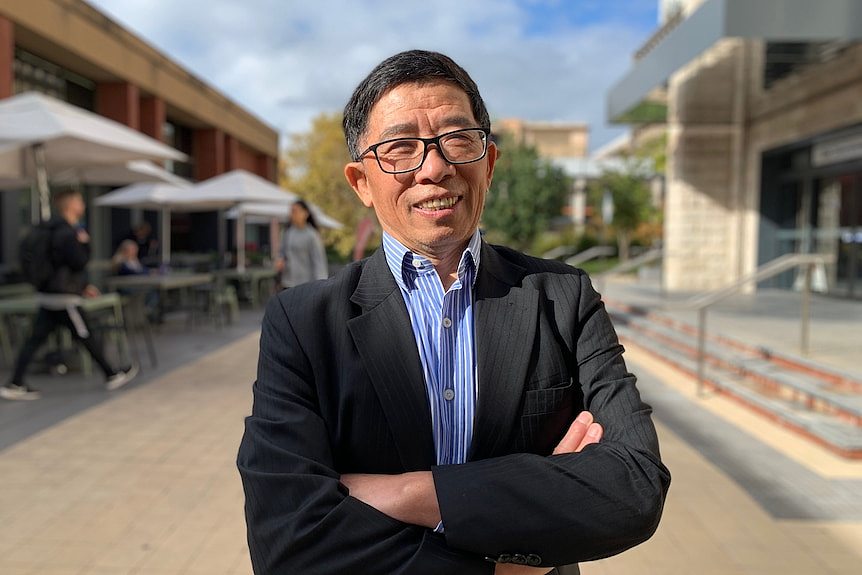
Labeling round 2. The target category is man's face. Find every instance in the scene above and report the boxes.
[64,193,85,223]
[345,81,497,258]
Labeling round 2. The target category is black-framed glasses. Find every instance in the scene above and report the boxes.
[358,127,490,174]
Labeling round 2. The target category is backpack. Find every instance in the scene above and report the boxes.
[19,222,56,290]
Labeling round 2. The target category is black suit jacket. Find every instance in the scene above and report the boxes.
[237,243,670,574]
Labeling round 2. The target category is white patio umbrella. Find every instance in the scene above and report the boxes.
[225,201,343,230]
[191,170,297,271]
[0,92,187,222]
[94,182,194,265]
[52,160,190,187]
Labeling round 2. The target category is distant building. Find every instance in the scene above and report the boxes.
[493,119,589,159]
[609,0,862,298]
[0,0,279,276]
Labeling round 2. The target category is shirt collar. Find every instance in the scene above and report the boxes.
[382,230,482,292]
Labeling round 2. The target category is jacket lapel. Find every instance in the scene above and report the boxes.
[470,244,538,460]
[347,249,436,471]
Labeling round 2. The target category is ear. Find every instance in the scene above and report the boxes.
[344,162,373,208]
[484,141,499,188]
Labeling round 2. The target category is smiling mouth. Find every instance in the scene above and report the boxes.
[415,196,460,211]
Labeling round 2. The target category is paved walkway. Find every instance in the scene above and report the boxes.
[0,315,860,573]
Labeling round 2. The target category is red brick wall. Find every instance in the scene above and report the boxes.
[96,82,140,129]
[0,17,13,99]
[140,96,166,141]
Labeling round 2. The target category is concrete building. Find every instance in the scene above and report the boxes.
[493,118,589,159]
[0,0,279,274]
[609,0,862,298]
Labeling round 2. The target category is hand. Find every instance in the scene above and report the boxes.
[76,229,90,244]
[274,258,285,272]
[82,284,101,298]
[495,564,555,574]
[340,471,440,529]
[552,411,603,455]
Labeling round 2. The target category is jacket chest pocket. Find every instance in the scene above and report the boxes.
[518,379,579,455]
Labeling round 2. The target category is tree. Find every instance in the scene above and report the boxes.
[282,113,376,260]
[483,134,571,252]
[590,158,657,261]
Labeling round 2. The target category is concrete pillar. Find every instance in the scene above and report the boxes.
[96,82,140,129]
[663,39,748,292]
[140,95,166,141]
[0,16,13,99]
[193,128,226,181]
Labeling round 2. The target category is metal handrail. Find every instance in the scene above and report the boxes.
[594,247,663,292]
[676,252,837,393]
[565,246,616,267]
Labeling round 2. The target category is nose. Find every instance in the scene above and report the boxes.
[415,144,455,183]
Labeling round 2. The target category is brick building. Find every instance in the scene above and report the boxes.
[0,0,279,274]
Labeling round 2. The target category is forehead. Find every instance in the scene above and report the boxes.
[365,80,476,139]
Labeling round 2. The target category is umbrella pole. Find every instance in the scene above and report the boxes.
[32,144,51,223]
[160,208,171,268]
[237,214,246,272]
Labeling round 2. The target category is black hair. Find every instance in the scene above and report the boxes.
[291,199,318,230]
[342,50,490,160]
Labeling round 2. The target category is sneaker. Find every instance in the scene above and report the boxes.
[0,383,42,401]
[105,364,139,391]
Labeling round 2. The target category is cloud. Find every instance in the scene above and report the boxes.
[88,0,654,151]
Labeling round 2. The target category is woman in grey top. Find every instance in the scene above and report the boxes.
[277,200,328,288]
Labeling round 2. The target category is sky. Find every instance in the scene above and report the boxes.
[87,0,659,152]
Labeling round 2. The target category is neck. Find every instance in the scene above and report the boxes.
[415,241,470,292]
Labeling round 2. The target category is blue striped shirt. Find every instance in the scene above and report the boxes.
[382,231,481,466]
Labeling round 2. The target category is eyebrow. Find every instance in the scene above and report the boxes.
[376,115,476,140]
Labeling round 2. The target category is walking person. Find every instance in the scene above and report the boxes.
[275,200,328,288]
[1,189,138,401]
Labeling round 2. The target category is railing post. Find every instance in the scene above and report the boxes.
[697,307,707,396]
[801,261,812,355]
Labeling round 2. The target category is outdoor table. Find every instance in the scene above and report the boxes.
[215,267,277,307]
[0,292,130,372]
[106,273,214,323]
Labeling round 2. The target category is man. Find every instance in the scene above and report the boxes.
[1,189,138,400]
[238,50,670,574]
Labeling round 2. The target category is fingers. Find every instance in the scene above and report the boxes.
[552,411,593,455]
[575,422,603,452]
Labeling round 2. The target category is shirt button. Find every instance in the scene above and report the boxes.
[412,258,423,268]
[442,317,452,328]
[443,389,455,401]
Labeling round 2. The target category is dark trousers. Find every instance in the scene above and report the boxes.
[11,306,115,384]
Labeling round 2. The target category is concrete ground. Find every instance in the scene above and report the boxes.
[0,285,860,574]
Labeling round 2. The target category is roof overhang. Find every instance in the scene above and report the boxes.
[608,0,862,123]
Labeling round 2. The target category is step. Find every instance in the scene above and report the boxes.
[614,324,862,457]
[610,308,862,424]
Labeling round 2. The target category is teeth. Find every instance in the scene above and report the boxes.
[418,197,458,210]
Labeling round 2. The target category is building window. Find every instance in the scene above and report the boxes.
[763,41,852,89]
[163,120,194,179]
[13,48,95,109]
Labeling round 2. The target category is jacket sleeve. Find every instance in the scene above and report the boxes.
[433,272,670,567]
[237,296,494,575]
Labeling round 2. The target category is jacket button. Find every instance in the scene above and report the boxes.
[512,554,527,565]
[497,553,512,563]
[527,554,542,566]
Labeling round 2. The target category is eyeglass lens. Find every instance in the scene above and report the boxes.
[375,129,486,173]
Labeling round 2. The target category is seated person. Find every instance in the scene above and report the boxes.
[112,240,159,320]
